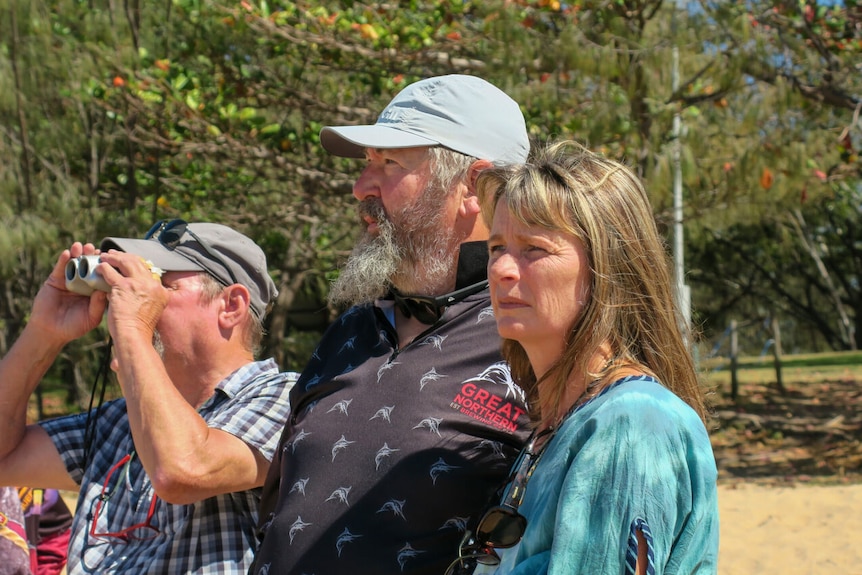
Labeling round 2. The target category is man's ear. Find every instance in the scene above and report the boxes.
[220,284,252,328]
[460,159,493,217]
[466,159,493,192]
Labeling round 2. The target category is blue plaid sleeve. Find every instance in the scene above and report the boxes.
[39,399,129,484]
[203,361,296,462]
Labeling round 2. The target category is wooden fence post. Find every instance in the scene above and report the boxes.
[730,319,739,401]
[771,317,786,395]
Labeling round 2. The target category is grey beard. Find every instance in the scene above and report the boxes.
[328,192,461,308]
[328,213,400,307]
[152,330,165,358]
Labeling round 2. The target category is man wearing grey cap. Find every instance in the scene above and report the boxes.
[0,221,295,574]
[252,75,531,575]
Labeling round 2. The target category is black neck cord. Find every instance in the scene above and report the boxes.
[81,337,113,472]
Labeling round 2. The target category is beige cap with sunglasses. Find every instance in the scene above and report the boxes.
[100,221,278,319]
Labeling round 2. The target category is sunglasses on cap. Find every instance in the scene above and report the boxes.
[145,219,238,287]
[391,280,489,325]
[443,428,553,575]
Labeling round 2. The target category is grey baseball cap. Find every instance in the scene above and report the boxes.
[100,222,278,319]
[320,74,529,164]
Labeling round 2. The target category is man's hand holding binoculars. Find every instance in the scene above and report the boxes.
[32,243,166,348]
[29,242,108,348]
[65,252,163,296]
[93,250,168,346]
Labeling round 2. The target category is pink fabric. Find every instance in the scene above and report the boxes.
[34,529,69,575]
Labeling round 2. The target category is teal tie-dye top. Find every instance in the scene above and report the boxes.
[486,375,719,575]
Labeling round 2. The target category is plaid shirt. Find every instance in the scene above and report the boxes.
[41,359,295,574]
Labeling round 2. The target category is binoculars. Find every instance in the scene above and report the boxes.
[65,255,110,295]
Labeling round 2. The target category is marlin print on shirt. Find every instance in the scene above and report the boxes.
[326,486,352,506]
[377,359,400,383]
[369,405,395,423]
[335,528,362,557]
[338,335,358,353]
[289,477,309,496]
[419,368,447,391]
[465,361,526,402]
[375,443,400,470]
[331,435,355,461]
[286,429,311,454]
[413,417,442,436]
[477,439,506,458]
[289,516,312,544]
[397,543,425,571]
[439,516,470,532]
[327,398,352,416]
[376,499,407,520]
[429,457,460,485]
[417,333,447,350]
[477,305,495,323]
[340,306,360,325]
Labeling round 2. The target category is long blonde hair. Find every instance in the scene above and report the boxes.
[477,140,709,424]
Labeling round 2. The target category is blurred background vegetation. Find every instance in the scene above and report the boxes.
[1,0,860,410]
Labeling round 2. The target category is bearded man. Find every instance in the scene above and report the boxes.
[251,75,532,575]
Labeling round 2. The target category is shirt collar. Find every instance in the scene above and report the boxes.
[199,358,279,409]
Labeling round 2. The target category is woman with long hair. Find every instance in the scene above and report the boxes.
[448,141,718,575]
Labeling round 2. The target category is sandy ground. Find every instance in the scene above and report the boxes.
[59,483,861,574]
[718,482,862,575]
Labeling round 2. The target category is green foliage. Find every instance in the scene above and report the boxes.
[0,0,860,409]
